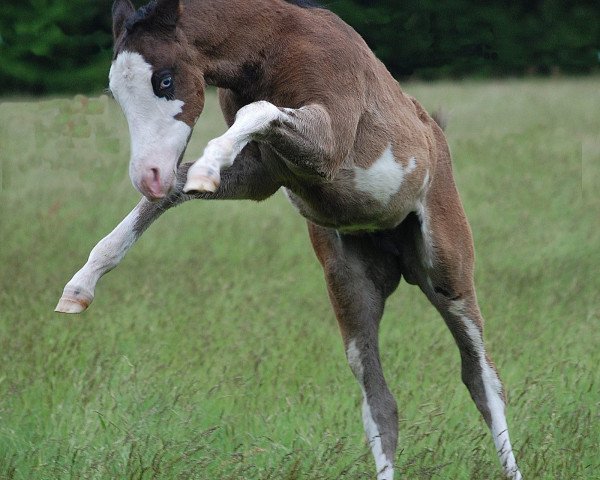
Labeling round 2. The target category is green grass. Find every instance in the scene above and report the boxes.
[0,78,599,479]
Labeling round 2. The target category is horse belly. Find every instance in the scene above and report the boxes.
[285,146,429,232]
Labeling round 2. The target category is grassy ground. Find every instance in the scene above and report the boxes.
[0,78,598,479]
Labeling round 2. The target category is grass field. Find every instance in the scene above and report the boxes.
[0,78,599,479]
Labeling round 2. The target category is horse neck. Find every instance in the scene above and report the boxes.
[182,0,289,90]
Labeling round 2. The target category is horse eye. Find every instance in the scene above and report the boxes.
[152,70,175,99]
[160,76,172,90]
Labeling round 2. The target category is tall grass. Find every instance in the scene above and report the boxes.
[0,78,598,479]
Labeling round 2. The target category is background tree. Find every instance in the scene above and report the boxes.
[0,0,598,94]
[332,0,600,78]
[0,0,112,94]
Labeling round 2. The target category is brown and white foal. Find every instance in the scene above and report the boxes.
[56,1,523,478]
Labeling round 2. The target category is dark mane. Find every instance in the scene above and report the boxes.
[284,0,323,8]
[125,1,158,32]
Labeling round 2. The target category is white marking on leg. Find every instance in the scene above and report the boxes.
[363,401,394,480]
[346,339,364,380]
[109,51,191,195]
[204,100,282,169]
[450,301,522,480]
[347,340,394,480]
[185,101,282,192]
[56,199,149,313]
[353,145,416,205]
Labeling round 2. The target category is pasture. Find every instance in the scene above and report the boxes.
[0,78,598,479]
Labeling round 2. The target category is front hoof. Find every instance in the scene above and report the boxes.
[55,286,93,314]
[183,170,220,193]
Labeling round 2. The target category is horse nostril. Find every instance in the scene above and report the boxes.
[149,168,162,191]
[140,167,166,200]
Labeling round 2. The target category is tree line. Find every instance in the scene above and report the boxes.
[0,0,598,94]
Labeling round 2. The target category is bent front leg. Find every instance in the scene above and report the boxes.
[56,149,280,314]
[184,101,337,193]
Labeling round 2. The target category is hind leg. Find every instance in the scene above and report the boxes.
[434,289,521,479]
[308,223,401,480]
[400,185,522,478]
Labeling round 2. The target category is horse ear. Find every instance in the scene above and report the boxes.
[153,0,183,29]
[112,0,135,41]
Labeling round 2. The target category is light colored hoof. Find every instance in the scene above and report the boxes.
[55,286,93,314]
[183,174,220,193]
[55,297,88,314]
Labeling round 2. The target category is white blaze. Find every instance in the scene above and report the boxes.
[108,51,191,190]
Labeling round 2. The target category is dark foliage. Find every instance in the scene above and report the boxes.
[330,0,600,79]
[0,0,598,94]
[284,0,323,8]
[0,0,113,94]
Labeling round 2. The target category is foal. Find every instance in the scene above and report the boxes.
[56,1,523,478]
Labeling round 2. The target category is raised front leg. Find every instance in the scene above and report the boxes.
[308,223,402,480]
[54,175,189,314]
[56,149,280,314]
[55,196,164,313]
[184,100,337,193]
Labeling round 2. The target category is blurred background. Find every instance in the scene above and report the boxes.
[0,0,599,95]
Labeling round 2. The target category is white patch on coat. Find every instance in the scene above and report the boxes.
[415,200,435,268]
[450,301,522,480]
[420,170,430,192]
[353,145,415,205]
[346,340,394,480]
[414,170,434,267]
[109,51,191,189]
